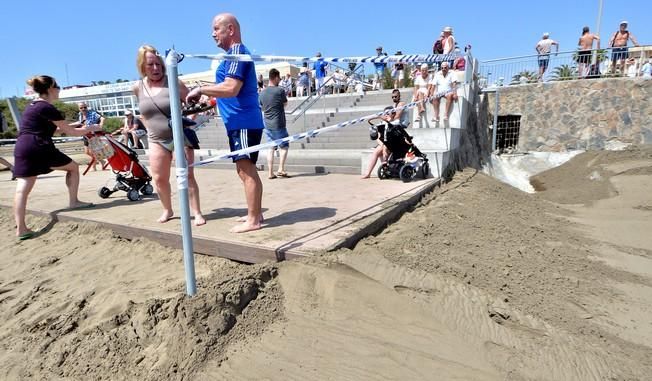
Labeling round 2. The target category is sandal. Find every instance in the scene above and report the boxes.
[268,174,277,179]
[276,171,290,178]
[18,232,36,241]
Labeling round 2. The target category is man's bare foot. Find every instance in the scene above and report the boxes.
[68,201,95,210]
[361,175,370,179]
[236,214,264,223]
[158,210,173,223]
[194,214,206,226]
[229,220,262,233]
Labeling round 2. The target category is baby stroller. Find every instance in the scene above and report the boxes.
[369,119,429,182]
[85,132,154,201]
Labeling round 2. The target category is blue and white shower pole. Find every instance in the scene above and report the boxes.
[165,48,197,297]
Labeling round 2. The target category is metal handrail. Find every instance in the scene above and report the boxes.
[286,62,367,115]
[289,76,337,123]
[481,45,651,63]
[479,45,651,86]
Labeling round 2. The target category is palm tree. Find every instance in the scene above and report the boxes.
[551,64,577,81]
[510,70,538,84]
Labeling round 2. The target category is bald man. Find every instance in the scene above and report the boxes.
[187,13,264,233]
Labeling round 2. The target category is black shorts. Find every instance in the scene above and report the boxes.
[577,50,591,64]
[227,129,263,164]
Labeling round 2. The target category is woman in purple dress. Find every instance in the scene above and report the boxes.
[13,75,102,240]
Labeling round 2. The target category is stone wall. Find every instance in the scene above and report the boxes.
[486,78,652,151]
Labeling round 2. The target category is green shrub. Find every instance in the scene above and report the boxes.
[0,129,17,139]
[103,117,123,133]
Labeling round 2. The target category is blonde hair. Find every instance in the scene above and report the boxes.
[136,44,165,78]
[26,75,57,95]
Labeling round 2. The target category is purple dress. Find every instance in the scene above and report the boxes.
[13,100,72,177]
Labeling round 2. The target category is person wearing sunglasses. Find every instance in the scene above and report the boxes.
[13,75,102,240]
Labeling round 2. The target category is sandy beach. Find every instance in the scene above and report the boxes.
[1,145,651,380]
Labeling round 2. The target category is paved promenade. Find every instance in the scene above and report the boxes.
[0,167,438,263]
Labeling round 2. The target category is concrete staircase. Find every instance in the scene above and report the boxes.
[135,80,476,178]
[361,83,476,179]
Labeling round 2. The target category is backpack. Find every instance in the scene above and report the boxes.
[433,39,444,54]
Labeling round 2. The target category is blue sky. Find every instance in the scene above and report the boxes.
[0,0,648,97]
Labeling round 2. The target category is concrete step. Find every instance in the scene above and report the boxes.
[193,86,470,150]
[191,161,360,175]
[297,142,377,150]
[410,128,461,151]
[360,149,452,179]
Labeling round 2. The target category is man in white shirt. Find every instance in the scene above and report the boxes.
[430,61,458,122]
[279,73,293,97]
[535,32,559,81]
[641,59,652,78]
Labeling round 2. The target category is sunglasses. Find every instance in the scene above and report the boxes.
[52,84,61,89]
[79,107,87,110]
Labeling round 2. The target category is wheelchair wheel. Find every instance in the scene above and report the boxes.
[399,164,415,183]
[421,162,430,179]
[127,189,141,201]
[98,187,112,199]
[141,183,154,196]
[377,163,390,179]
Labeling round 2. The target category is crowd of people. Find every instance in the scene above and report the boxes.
[10,19,466,238]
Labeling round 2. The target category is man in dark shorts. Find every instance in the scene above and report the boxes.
[187,13,265,233]
[259,68,290,180]
[608,21,640,75]
[535,33,559,81]
[577,26,600,78]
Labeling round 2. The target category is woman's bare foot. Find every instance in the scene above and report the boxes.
[194,214,206,226]
[158,210,173,223]
[16,229,35,240]
[229,220,262,233]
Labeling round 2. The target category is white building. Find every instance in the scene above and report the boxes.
[58,62,300,117]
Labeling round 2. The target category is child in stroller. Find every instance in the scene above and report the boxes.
[369,107,429,182]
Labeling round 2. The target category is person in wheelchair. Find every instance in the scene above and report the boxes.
[368,107,429,182]
[362,89,410,179]
[362,106,395,179]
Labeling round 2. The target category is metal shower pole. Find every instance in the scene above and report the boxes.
[165,48,197,296]
[593,0,604,65]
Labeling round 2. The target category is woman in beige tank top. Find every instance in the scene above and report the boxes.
[133,45,205,226]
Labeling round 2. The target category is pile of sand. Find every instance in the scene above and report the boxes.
[531,145,652,204]
[0,213,282,380]
[1,146,651,380]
